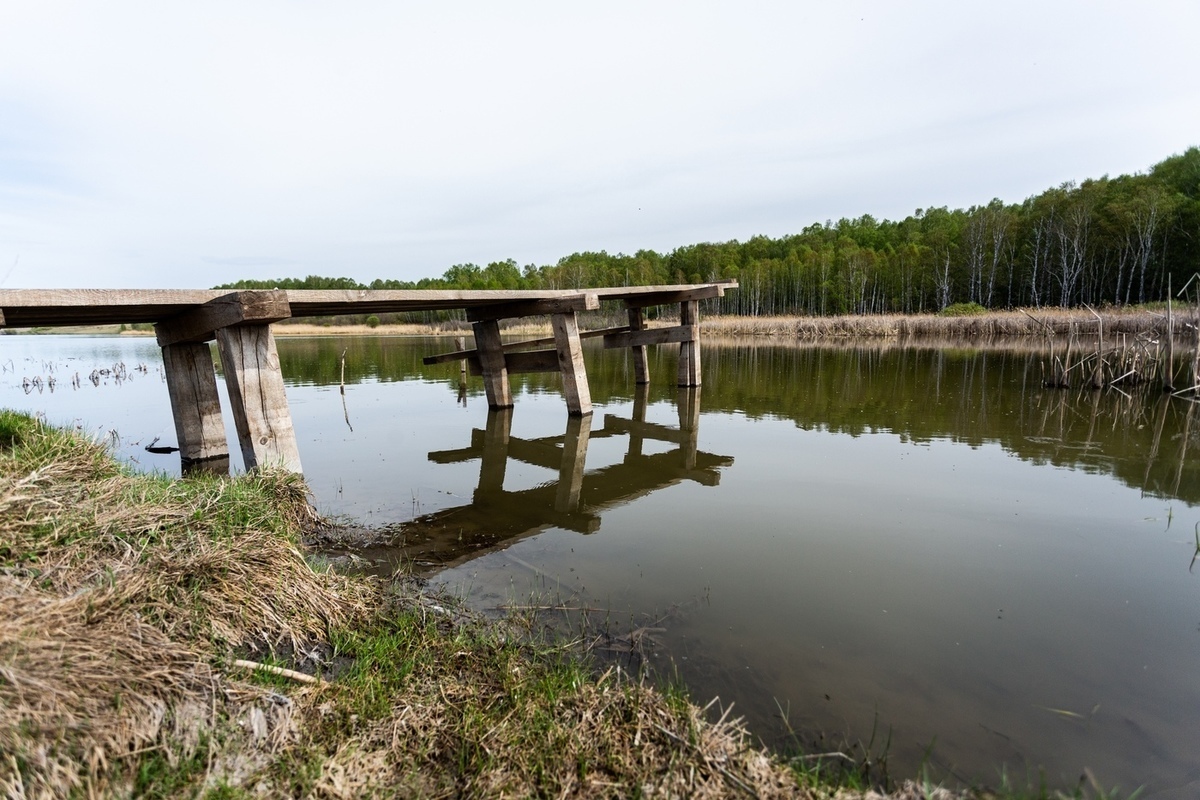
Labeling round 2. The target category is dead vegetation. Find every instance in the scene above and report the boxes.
[698,307,1193,341]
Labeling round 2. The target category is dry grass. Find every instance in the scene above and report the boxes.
[701,307,1195,341]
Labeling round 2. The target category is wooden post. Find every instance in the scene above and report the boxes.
[626,307,650,384]
[677,300,701,387]
[215,324,303,473]
[551,311,592,416]
[161,342,229,470]
[472,319,513,408]
[476,408,513,497]
[555,413,592,513]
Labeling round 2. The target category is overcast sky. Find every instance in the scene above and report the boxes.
[1,1,1197,289]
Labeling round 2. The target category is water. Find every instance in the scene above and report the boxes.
[3,333,1198,795]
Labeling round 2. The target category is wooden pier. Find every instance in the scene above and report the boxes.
[0,282,735,474]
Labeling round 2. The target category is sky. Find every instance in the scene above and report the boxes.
[1,1,1197,289]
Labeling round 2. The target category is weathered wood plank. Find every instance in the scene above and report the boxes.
[507,349,562,374]
[155,291,291,347]
[627,308,649,384]
[589,279,736,301]
[215,324,302,473]
[464,293,599,322]
[471,319,512,408]
[0,282,736,327]
[552,312,592,416]
[677,300,702,387]
[423,326,630,366]
[0,289,228,327]
[617,284,725,308]
[161,342,228,463]
[466,349,561,376]
[602,324,694,350]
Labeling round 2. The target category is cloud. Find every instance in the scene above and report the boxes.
[1,1,1198,288]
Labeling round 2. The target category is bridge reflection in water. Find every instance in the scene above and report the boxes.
[366,386,732,573]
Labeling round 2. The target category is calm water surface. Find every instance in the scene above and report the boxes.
[3,334,1198,796]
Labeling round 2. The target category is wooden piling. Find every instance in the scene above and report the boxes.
[677,300,702,387]
[551,312,592,416]
[472,319,513,409]
[627,307,650,384]
[215,324,302,473]
[160,342,228,465]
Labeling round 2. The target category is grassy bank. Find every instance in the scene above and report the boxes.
[0,413,1140,799]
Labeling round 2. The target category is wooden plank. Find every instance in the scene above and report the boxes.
[472,319,512,408]
[617,285,725,308]
[155,291,291,347]
[161,342,228,463]
[0,289,227,327]
[678,300,702,387]
[215,324,303,473]
[0,282,736,327]
[602,324,694,350]
[590,279,736,301]
[465,293,599,322]
[285,287,600,317]
[552,312,592,416]
[627,308,649,384]
[423,326,630,365]
[465,348,560,376]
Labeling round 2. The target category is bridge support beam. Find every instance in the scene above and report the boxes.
[627,308,650,385]
[551,311,592,416]
[215,324,303,474]
[161,342,229,472]
[677,300,702,387]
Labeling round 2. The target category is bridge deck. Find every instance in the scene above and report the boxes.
[0,283,731,328]
[0,282,736,476]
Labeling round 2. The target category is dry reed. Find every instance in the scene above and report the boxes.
[700,307,1193,341]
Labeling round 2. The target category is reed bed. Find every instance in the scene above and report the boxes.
[699,307,1193,341]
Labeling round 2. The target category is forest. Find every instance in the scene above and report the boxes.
[219,148,1200,318]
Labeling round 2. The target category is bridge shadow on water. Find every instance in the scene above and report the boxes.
[317,385,733,575]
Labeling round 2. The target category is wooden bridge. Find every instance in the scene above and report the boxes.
[0,282,735,474]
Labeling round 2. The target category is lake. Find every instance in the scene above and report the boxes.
[3,333,1198,796]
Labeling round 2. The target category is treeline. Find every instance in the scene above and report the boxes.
[219,148,1200,316]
